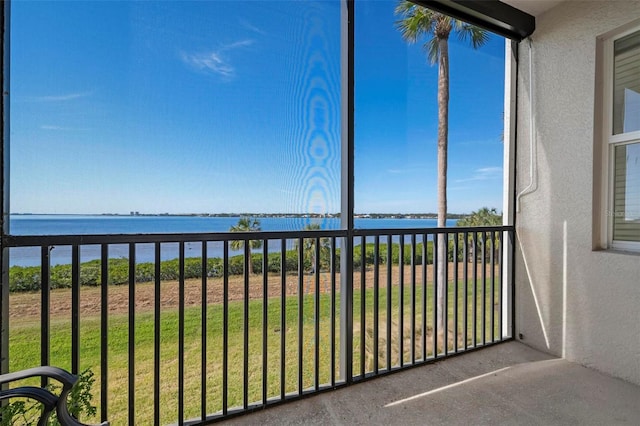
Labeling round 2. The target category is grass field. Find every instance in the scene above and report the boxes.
[8,265,502,425]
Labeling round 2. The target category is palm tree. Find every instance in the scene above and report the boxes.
[296,223,331,274]
[456,207,502,228]
[229,217,262,274]
[395,2,488,335]
[457,207,502,262]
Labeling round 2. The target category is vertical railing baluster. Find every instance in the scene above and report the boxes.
[178,242,185,425]
[71,245,80,375]
[297,237,303,394]
[398,236,404,367]
[360,236,365,377]
[128,243,135,425]
[262,240,268,405]
[154,243,161,426]
[201,241,208,421]
[481,231,487,345]
[222,241,229,416]
[373,236,379,374]
[444,232,449,356]
[40,246,50,388]
[490,231,496,342]
[453,233,458,353]
[472,232,478,347]
[511,230,516,340]
[386,235,391,371]
[280,239,286,400]
[433,234,438,358]
[100,244,108,423]
[463,232,468,351]
[330,237,336,387]
[498,231,504,340]
[243,242,249,409]
[421,234,427,361]
[314,237,320,390]
[410,234,416,365]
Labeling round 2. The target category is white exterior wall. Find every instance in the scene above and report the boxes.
[515,0,640,385]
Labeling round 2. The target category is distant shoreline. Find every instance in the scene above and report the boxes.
[11,212,470,219]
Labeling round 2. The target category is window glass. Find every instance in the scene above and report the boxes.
[613,142,640,241]
[613,30,640,135]
[10,1,341,231]
[354,1,505,224]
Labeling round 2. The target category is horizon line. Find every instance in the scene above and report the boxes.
[10,211,482,217]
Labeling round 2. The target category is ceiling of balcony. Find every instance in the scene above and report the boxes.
[502,0,566,17]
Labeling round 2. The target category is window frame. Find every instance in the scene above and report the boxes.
[602,24,640,251]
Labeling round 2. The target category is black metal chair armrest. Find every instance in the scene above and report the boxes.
[0,386,58,426]
[0,366,109,426]
[0,366,77,388]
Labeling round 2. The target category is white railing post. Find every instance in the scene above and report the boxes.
[339,0,354,383]
[502,39,517,339]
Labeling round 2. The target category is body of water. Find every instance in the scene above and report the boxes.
[9,215,459,266]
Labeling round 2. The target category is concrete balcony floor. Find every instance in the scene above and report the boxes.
[224,341,640,425]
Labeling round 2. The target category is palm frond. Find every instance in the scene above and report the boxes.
[229,217,262,251]
[394,1,436,44]
[395,0,489,57]
[424,37,440,65]
[455,22,490,49]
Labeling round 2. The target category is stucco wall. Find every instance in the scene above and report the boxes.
[515,0,640,385]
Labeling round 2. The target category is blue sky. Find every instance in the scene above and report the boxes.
[10,0,505,215]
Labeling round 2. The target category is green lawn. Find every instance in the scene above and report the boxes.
[9,276,502,425]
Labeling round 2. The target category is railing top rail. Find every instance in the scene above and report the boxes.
[3,229,349,248]
[3,225,514,248]
[353,225,514,236]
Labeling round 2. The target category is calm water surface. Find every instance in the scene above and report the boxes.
[9,215,458,266]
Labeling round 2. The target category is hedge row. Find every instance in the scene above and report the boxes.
[9,252,298,293]
[9,239,496,293]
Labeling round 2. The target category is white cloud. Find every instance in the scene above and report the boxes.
[40,125,86,131]
[182,51,233,77]
[455,166,502,183]
[239,19,267,35]
[27,91,93,102]
[182,40,254,79]
[220,40,254,52]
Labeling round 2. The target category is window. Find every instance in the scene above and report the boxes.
[604,27,640,250]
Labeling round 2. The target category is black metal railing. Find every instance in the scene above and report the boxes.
[3,226,513,425]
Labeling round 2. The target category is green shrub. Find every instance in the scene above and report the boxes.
[184,257,203,278]
[228,256,244,275]
[8,266,41,292]
[206,258,224,278]
[7,240,445,293]
[353,241,434,268]
[265,251,299,274]
[79,262,100,287]
[49,265,72,289]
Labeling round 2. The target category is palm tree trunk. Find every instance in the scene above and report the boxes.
[436,37,449,338]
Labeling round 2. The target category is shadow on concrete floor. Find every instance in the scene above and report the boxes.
[223,341,640,425]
